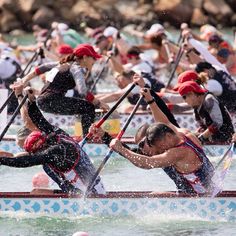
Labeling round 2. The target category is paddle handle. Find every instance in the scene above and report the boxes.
[166,47,184,88]
[0,49,39,115]
[0,91,15,114]
[85,96,143,196]
[0,94,28,142]
[80,83,136,147]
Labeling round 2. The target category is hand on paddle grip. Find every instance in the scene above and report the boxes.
[140,88,152,102]
[133,74,145,88]
[198,134,208,144]
[89,123,105,140]
[23,87,35,102]
[231,133,236,144]
[11,81,24,98]
[109,138,123,153]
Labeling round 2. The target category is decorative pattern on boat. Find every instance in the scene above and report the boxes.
[0,197,235,221]
[9,113,236,132]
[0,140,230,157]
[10,113,199,130]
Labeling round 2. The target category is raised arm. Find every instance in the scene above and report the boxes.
[22,61,58,85]
[141,88,179,133]
[109,139,182,169]
[26,91,66,135]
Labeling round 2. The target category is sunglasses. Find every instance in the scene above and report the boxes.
[138,137,152,149]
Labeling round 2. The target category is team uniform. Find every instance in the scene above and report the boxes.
[0,101,105,194]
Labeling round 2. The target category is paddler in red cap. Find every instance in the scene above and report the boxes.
[178,80,234,144]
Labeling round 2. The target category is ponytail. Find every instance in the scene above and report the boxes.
[197,72,208,84]
[59,54,75,64]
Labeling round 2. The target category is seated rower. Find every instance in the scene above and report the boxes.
[108,87,215,196]
[178,80,234,144]
[0,89,105,195]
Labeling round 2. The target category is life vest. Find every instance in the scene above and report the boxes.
[163,136,214,195]
[194,94,234,142]
[212,70,236,112]
[43,134,105,194]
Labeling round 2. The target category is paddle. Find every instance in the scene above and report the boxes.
[0,51,38,114]
[165,45,184,88]
[0,94,28,142]
[79,83,136,147]
[214,143,235,170]
[84,95,143,197]
[90,55,112,93]
[0,27,53,115]
[43,28,53,49]
[211,143,235,197]
[90,38,117,93]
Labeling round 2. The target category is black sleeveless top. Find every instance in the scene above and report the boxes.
[40,69,76,95]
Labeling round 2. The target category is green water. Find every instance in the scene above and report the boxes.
[1,215,236,236]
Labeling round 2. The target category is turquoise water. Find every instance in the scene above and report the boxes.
[0,155,236,236]
[1,29,236,235]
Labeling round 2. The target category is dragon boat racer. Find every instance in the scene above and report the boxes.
[107,78,215,195]
[0,90,105,195]
[178,80,234,144]
[11,44,109,136]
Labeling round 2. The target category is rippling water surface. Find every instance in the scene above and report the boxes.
[1,29,236,236]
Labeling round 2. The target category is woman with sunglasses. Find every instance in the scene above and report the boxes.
[11,44,108,136]
[108,87,215,196]
[178,80,234,144]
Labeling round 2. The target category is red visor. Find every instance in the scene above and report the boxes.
[173,70,198,91]
[23,131,47,153]
[74,44,102,59]
[178,81,207,96]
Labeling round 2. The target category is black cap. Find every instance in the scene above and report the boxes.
[195,62,213,73]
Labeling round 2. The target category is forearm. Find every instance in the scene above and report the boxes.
[17,96,38,131]
[149,101,170,124]
[170,103,192,114]
[199,128,213,139]
[150,90,179,127]
[22,70,37,84]
[73,69,89,97]
[118,147,154,169]
[97,92,121,103]
[109,56,124,74]
[22,62,57,84]
[0,154,45,167]
[28,101,55,134]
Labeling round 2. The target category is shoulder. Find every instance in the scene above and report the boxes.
[164,147,186,163]
[204,93,218,108]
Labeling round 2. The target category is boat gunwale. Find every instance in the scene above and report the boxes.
[0,191,236,199]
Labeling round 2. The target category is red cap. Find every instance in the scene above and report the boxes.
[173,70,198,91]
[23,131,47,153]
[57,44,73,55]
[178,81,207,96]
[74,44,102,59]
